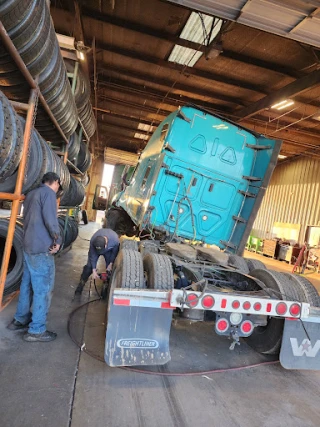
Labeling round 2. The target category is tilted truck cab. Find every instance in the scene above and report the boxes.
[104,106,320,371]
[111,105,280,254]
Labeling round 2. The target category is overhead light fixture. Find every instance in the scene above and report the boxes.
[78,51,85,61]
[278,154,287,159]
[168,12,223,68]
[271,99,294,110]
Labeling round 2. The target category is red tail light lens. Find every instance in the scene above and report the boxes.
[289,303,301,317]
[253,302,261,311]
[216,318,229,333]
[243,301,251,310]
[232,300,240,309]
[202,295,215,309]
[276,302,287,315]
[187,293,198,307]
[241,320,253,335]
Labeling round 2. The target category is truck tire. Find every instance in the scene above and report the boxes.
[0,218,24,296]
[120,239,139,251]
[244,269,300,355]
[82,210,88,225]
[143,253,174,290]
[245,258,266,273]
[139,241,159,257]
[113,249,144,289]
[228,254,250,274]
[283,273,320,307]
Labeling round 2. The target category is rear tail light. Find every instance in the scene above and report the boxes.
[240,320,254,335]
[232,300,240,309]
[243,301,251,310]
[201,295,215,309]
[289,303,301,317]
[253,302,261,311]
[276,302,287,315]
[187,293,198,307]
[216,318,229,333]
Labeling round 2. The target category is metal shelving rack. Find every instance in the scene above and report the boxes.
[0,22,85,310]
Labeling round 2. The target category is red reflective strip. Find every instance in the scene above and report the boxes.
[161,302,174,309]
[221,299,227,309]
[114,298,130,306]
[266,303,272,313]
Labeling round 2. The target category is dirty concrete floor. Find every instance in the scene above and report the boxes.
[1,223,320,427]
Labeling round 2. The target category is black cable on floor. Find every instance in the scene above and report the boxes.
[67,299,280,376]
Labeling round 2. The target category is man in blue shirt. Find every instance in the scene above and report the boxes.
[7,172,62,342]
[75,228,119,295]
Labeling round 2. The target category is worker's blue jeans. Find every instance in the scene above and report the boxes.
[14,252,55,334]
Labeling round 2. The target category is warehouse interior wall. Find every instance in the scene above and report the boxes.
[252,157,320,244]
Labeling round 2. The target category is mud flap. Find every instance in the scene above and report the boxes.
[280,318,320,370]
[105,303,173,367]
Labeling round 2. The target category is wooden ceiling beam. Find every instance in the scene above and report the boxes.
[96,109,161,126]
[96,95,171,117]
[90,39,267,94]
[96,70,247,106]
[96,78,233,114]
[237,69,320,119]
[77,7,303,79]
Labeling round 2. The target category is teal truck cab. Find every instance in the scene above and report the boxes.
[104,106,320,371]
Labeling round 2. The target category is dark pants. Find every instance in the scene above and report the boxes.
[80,254,113,283]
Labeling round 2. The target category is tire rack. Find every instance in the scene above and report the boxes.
[0,22,85,310]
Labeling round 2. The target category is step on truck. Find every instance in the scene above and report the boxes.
[104,105,320,370]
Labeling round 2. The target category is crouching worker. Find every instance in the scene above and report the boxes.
[75,228,120,295]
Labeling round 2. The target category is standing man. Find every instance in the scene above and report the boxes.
[75,228,119,295]
[8,172,62,342]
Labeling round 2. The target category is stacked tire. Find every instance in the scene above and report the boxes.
[65,60,96,139]
[60,175,85,207]
[0,99,70,196]
[0,215,79,296]
[0,0,78,143]
[57,215,79,250]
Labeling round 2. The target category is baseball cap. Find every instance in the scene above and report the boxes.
[93,236,106,255]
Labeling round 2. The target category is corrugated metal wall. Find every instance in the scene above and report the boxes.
[252,157,320,243]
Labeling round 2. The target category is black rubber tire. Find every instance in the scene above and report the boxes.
[143,253,174,290]
[105,207,136,236]
[228,254,250,274]
[120,239,139,251]
[245,258,266,273]
[283,273,320,307]
[0,218,24,295]
[245,269,301,355]
[82,210,88,225]
[113,249,144,289]
[139,241,159,258]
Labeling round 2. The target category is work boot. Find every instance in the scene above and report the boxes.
[7,319,30,331]
[75,279,86,295]
[23,330,57,342]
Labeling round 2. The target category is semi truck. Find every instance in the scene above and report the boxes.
[104,105,320,370]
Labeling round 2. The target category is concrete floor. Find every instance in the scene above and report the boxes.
[1,224,320,427]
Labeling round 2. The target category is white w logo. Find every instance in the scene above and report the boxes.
[290,338,320,357]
